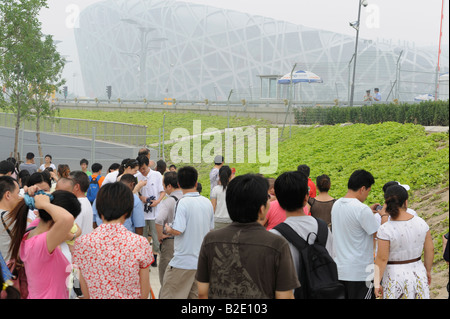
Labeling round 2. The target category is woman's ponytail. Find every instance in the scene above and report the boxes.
[384,185,408,219]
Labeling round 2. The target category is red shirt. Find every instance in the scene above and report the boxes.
[265,200,286,230]
[265,200,312,230]
[308,178,317,198]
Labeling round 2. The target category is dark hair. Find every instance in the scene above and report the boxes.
[39,190,81,222]
[196,182,202,194]
[0,266,20,299]
[119,173,137,186]
[177,166,198,189]
[219,165,232,190]
[91,163,102,173]
[0,176,18,200]
[17,170,30,187]
[44,154,52,161]
[226,174,269,223]
[169,164,177,170]
[6,157,16,165]
[26,152,34,160]
[118,158,138,176]
[7,190,81,262]
[156,160,167,175]
[138,148,150,157]
[384,185,408,219]
[27,172,51,189]
[80,158,88,166]
[297,164,310,177]
[316,174,331,193]
[136,155,149,167]
[69,170,90,193]
[382,181,399,194]
[0,160,16,175]
[108,163,120,172]
[347,169,375,191]
[275,171,309,212]
[96,182,133,221]
[163,171,178,188]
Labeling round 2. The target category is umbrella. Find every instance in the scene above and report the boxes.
[277,70,323,84]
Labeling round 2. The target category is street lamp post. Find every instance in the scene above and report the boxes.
[349,0,368,107]
[121,18,167,99]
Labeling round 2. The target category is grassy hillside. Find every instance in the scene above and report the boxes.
[58,109,271,144]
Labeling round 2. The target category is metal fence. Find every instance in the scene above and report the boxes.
[0,112,160,169]
[0,112,148,146]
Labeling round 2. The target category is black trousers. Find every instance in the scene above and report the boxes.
[339,280,374,299]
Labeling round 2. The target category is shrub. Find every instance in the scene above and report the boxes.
[294,100,449,126]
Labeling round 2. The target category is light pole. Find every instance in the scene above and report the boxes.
[121,18,167,99]
[349,0,368,107]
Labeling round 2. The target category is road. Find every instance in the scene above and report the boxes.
[0,127,157,171]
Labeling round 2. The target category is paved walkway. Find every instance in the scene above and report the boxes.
[149,262,161,299]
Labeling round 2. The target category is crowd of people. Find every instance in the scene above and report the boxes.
[0,150,448,300]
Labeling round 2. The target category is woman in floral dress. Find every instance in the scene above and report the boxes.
[73,182,153,299]
[374,185,434,299]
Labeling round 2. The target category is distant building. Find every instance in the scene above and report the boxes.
[75,0,448,102]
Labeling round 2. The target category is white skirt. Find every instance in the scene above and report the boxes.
[381,260,430,299]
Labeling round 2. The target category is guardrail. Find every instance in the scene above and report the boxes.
[52,97,398,108]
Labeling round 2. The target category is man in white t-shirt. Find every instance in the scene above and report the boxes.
[69,171,94,236]
[331,169,384,299]
[136,155,165,265]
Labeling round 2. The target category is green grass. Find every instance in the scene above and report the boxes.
[58,110,449,202]
[58,109,272,145]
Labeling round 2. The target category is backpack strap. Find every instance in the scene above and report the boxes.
[1,210,11,237]
[313,217,328,246]
[273,222,308,252]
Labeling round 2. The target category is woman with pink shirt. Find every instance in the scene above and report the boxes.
[73,182,153,299]
[6,188,81,299]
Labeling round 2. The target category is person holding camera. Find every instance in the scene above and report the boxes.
[136,155,165,267]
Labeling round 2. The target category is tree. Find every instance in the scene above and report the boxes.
[29,35,66,166]
[0,0,63,161]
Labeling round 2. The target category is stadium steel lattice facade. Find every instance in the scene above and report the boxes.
[75,0,449,102]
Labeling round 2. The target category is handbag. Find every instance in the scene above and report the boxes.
[6,259,29,299]
[1,211,35,299]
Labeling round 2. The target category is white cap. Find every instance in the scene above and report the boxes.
[396,182,410,191]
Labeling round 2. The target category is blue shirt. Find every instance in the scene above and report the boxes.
[93,193,145,233]
[170,192,214,270]
[1,251,13,282]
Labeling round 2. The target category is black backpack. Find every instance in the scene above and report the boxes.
[274,217,345,299]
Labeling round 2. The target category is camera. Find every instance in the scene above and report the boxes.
[144,195,156,213]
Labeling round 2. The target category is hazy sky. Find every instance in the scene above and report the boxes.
[38,0,449,96]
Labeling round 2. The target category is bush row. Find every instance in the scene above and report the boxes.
[294,100,449,126]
